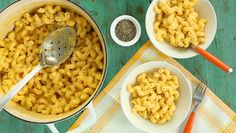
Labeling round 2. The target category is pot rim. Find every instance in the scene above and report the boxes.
[1,0,108,124]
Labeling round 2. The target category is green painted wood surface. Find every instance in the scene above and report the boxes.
[0,0,235,132]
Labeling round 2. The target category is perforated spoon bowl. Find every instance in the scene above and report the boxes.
[0,27,76,111]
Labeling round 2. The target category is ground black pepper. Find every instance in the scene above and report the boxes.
[115,19,136,42]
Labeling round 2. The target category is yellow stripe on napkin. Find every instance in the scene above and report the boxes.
[68,41,236,133]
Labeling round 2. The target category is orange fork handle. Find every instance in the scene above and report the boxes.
[184,112,196,133]
[195,46,233,73]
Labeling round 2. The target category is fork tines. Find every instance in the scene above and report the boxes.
[194,82,207,100]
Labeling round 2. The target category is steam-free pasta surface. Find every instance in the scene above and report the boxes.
[0,5,104,115]
[153,0,207,48]
[127,68,180,124]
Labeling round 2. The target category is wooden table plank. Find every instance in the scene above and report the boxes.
[0,0,235,132]
[178,0,236,110]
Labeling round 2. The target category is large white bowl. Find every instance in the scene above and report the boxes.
[120,61,192,133]
[146,0,217,59]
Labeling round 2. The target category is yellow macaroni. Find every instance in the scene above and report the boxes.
[153,0,207,48]
[0,5,104,115]
[127,68,180,124]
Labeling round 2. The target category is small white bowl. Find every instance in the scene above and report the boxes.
[120,61,192,133]
[145,0,217,58]
[110,15,141,47]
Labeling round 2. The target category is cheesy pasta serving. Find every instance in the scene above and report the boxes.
[127,68,180,124]
[0,5,104,115]
[153,0,207,48]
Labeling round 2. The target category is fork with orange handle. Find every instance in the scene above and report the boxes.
[184,82,207,133]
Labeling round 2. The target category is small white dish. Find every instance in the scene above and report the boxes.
[120,61,192,133]
[110,15,141,47]
[145,0,217,58]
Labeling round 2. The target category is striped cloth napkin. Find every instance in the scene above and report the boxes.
[68,41,236,133]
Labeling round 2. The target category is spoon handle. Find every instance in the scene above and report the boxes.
[0,64,43,111]
[194,46,233,73]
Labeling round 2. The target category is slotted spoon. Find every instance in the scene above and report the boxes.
[0,27,76,111]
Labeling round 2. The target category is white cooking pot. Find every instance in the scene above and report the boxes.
[0,0,108,132]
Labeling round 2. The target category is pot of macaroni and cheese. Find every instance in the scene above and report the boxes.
[0,0,107,132]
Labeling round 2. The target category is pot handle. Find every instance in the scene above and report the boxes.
[67,102,96,133]
[46,102,96,133]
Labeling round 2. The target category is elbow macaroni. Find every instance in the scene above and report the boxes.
[127,68,180,124]
[0,5,104,115]
[153,0,207,48]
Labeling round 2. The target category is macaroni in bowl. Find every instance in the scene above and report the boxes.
[153,0,207,48]
[127,68,180,124]
[0,5,104,115]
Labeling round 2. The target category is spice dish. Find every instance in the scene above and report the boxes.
[110,15,141,47]
[115,19,136,42]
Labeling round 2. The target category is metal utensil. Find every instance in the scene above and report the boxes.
[0,27,76,111]
[184,82,207,133]
[191,45,233,73]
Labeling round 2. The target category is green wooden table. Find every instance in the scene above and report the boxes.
[0,0,235,132]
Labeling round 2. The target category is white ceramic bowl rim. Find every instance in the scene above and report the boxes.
[145,0,217,59]
[120,61,192,133]
[110,15,141,47]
